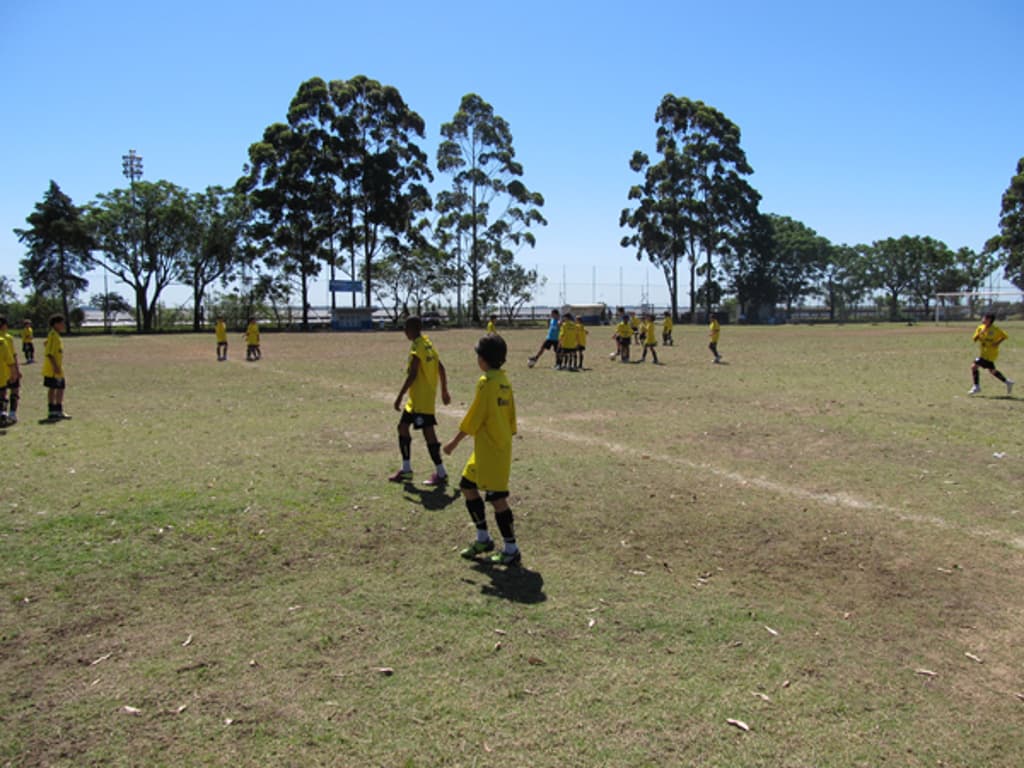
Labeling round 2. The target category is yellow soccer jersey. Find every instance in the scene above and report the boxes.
[459,368,517,492]
[245,322,260,345]
[405,335,441,415]
[616,320,631,340]
[643,319,657,346]
[973,323,1008,362]
[576,321,587,347]
[0,333,13,382]
[216,320,228,343]
[486,320,496,334]
[709,319,721,343]
[42,328,63,378]
[22,326,34,344]
[630,316,640,332]
[662,316,673,333]
[559,321,578,350]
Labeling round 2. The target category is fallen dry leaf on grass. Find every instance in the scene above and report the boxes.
[726,718,750,731]
[751,692,771,702]
[915,668,938,677]
[182,634,193,647]
[964,652,983,664]
[374,667,394,676]
[90,653,112,666]
[122,706,141,715]
[764,626,779,636]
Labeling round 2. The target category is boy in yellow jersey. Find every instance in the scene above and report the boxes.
[558,312,578,370]
[575,316,587,369]
[22,319,35,363]
[614,311,632,363]
[444,334,521,565]
[0,316,21,426]
[215,316,228,361]
[629,311,641,343]
[708,312,722,363]
[42,314,69,421]
[244,317,261,361]
[391,316,452,485]
[662,311,674,346]
[639,313,660,364]
[968,313,1013,395]
[486,314,497,334]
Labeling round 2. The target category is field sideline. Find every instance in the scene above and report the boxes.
[2,322,1022,767]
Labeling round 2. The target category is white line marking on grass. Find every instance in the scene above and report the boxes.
[363,389,1024,550]
[519,419,1024,551]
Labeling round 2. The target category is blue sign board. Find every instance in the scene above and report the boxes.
[329,279,363,292]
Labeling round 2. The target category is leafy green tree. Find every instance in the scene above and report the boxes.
[953,246,1000,318]
[621,95,759,321]
[768,214,829,318]
[863,235,953,320]
[817,244,871,321]
[14,181,94,324]
[88,291,133,332]
[87,180,192,332]
[328,76,434,309]
[722,212,780,322]
[482,252,545,326]
[182,186,248,330]
[0,276,16,307]
[436,93,546,323]
[985,156,1024,289]
[238,109,328,330]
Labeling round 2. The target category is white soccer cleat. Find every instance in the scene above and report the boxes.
[1007,379,1015,396]
[967,385,980,395]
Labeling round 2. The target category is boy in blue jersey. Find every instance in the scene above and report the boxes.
[527,309,560,368]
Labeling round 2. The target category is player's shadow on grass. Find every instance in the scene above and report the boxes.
[403,485,461,511]
[469,562,546,604]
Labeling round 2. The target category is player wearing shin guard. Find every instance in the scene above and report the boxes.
[215,316,228,361]
[391,316,452,485]
[444,334,521,566]
[22,319,35,363]
[639,313,659,364]
[615,313,632,363]
[968,313,1014,395]
[708,312,722,363]
[662,311,673,346]
[42,315,69,421]
[0,316,20,426]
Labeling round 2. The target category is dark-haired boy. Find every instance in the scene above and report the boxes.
[42,314,69,421]
[528,308,560,368]
[968,313,1014,395]
[444,334,521,566]
[391,316,452,485]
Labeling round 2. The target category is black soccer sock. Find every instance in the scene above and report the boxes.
[399,435,412,461]
[0,397,7,414]
[466,497,487,530]
[427,441,443,466]
[973,369,980,386]
[994,370,1007,382]
[8,385,18,413]
[494,507,516,544]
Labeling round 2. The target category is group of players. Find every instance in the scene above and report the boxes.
[0,314,70,426]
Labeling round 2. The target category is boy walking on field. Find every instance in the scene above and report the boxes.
[215,316,228,361]
[444,334,521,566]
[968,313,1014,395]
[391,316,452,485]
[708,312,722,363]
[528,309,560,368]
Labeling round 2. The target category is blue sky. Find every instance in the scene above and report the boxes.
[1,0,1021,309]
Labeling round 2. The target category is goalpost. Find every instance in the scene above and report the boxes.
[933,290,1024,322]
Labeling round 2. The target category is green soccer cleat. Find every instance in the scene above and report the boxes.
[488,549,522,566]
[460,540,495,559]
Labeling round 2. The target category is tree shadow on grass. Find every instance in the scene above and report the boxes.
[403,485,461,511]
[467,562,546,604]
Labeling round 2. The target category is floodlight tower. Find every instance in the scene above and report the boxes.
[121,149,143,328]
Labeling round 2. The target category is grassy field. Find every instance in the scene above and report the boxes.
[1,321,1022,767]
